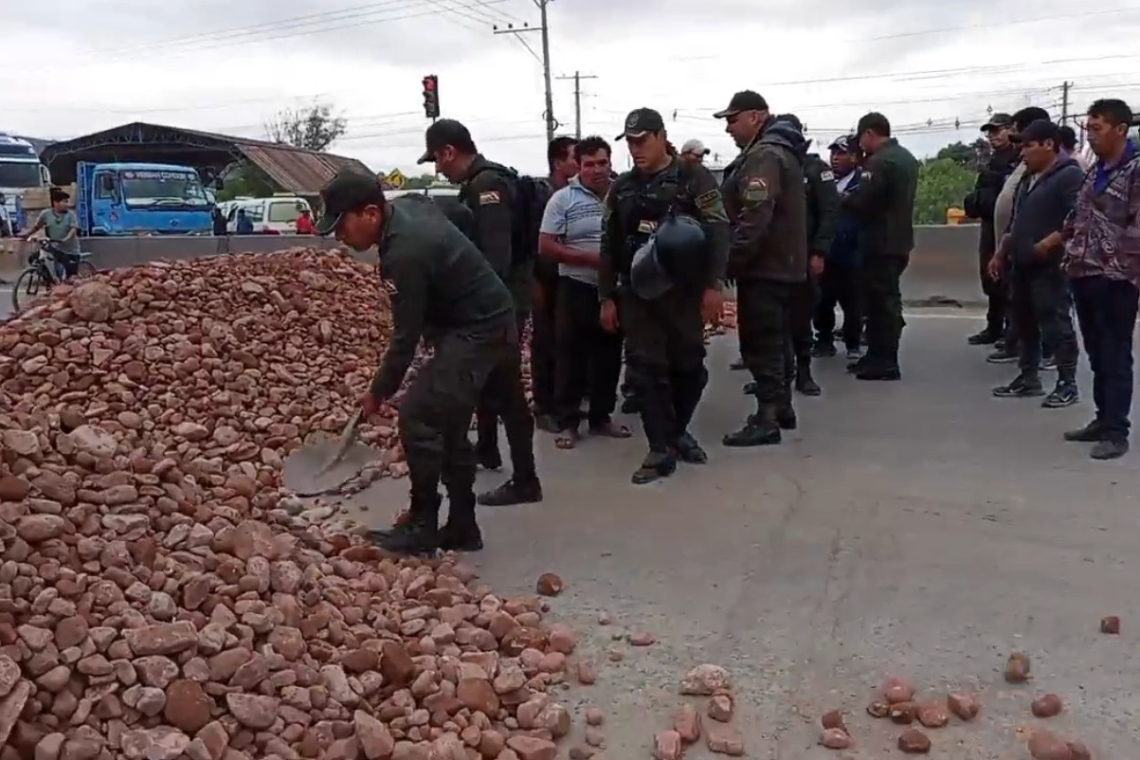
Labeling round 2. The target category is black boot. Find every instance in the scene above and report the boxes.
[631,450,677,484]
[1091,438,1129,460]
[967,327,1001,345]
[671,367,709,463]
[795,359,821,396]
[475,444,502,471]
[439,495,483,552]
[777,384,797,430]
[1064,419,1107,442]
[811,339,837,358]
[477,475,543,507]
[729,356,747,371]
[723,404,781,447]
[374,496,440,556]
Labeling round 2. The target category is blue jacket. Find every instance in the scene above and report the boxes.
[829,169,861,267]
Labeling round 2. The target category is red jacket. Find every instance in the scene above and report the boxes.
[295,214,314,234]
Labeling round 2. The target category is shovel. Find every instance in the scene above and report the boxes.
[282,409,378,497]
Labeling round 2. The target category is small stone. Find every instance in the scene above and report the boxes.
[353,710,395,760]
[820,728,850,750]
[224,693,278,729]
[705,726,744,756]
[898,727,932,754]
[1067,740,1092,760]
[505,735,557,760]
[536,573,564,596]
[1100,615,1120,634]
[708,693,733,722]
[1031,693,1064,718]
[946,692,980,721]
[1005,652,1032,683]
[1028,729,1072,760]
[584,707,604,726]
[653,731,682,760]
[917,702,949,728]
[889,701,917,724]
[821,709,846,731]
[680,664,730,695]
[866,701,890,718]
[883,676,915,704]
[576,661,597,685]
[629,631,655,647]
[163,680,210,734]
[673,703,701,743]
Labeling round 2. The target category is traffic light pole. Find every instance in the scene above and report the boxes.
[493,0,558,143]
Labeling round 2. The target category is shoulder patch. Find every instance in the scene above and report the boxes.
[478,190,501,205]
[695,189,720,209]
[743,177,769,203]
[860,171,873,181]
[820,170,835,182]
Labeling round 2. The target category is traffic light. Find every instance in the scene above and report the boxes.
[422,75,440,119]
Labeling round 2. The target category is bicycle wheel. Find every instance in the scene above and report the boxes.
[75,261,97,278]
[12,267,43,312]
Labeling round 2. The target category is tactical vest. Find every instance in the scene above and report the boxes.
[613,162,695,276]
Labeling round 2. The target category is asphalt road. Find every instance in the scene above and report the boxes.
[327,310,1138,759]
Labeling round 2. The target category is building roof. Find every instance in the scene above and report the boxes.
[39,122,371,193]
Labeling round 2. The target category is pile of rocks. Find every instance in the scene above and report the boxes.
[0,252,583,760]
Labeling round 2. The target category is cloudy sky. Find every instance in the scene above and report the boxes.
[6,0,1140,177]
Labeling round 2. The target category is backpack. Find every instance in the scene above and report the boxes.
[466,163,547,267]
[394,193,476,242]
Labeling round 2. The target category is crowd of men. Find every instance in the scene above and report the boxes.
[965,100,1140,461]
[313,92,1140,556]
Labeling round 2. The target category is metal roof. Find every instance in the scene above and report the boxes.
[39,122,372,193]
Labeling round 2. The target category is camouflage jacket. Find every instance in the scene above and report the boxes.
[1063,144,1140,287]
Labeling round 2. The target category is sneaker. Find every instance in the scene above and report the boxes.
[1091,438,1129,460]
[1064,419,1107,442]
[1039,356,1057,371]
[477,476,543,507]
[672,432,708,464]
[1042,382,1079,408]
[994,338,1008,351]
[967,328,1001,345]
[986,347,1019,364]
[992,375,1045,398]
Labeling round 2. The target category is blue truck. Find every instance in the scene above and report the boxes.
[75,161,213,235]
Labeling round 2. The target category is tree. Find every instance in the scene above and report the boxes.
[935,138,990,171]
[914,157,977,225]
[403,173,442,190]
[265,101,348,152]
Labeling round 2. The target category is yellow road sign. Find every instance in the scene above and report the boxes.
[386,169,406,189]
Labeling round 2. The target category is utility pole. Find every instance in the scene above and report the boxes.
[556,71,597,138]
[493,0,559,143]
[1061,81,1072,124]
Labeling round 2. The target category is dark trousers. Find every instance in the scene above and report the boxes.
[1011,266,1078,383]
[530,279,558,415]
[738,278,793,404]
[784,276,817,376]
[622,288,708,453]
[815,260,863,350]
[475,311,537,478]
[554,278,623,430]
[1072,276,1140,439]
[862,257,908,366]
[399,324,512,516]
[980,246,1008,335]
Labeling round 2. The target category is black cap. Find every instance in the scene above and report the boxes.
[828,134,859,153]
[981,113,1014,132]
[314,171,386,236]
[417,118,474,164]
[775,113,804,132]
[615,108,666,140]
[856,112,891,137]
[1011,118,1059,145]
[713,91,768,119]
[1011,107,1050,132]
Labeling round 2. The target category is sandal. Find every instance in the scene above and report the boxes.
[554,429,581,449]
[588,421,631,439]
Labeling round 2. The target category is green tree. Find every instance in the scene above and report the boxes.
[403,173,440,190]
[914,157,977,224]
[215,164,277,201]
[264,101,348,152]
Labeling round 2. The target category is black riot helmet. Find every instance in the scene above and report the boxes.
[630,212,707,299]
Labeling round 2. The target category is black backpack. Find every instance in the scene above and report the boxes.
[465,163,547,267]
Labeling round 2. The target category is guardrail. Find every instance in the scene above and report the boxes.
[1,226,988,306]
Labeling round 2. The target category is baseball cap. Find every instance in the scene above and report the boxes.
[981,113,1013,132]
[616,108,666,140]
[1011,107,1051,132]
[828,134,858,153]
[680,139,709,155]
[1011,118,1059,144]
[314,171,386,236]
[416,118,473,164]
[713,91,769,119]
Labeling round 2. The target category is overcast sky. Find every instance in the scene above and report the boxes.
[6,0,1140,177]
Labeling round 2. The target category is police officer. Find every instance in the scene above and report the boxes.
[418,119,542,507]
[775,113,839,397]
[715,91,809,445]
[843,112,920,380]
[315,172,517,555]
[599,108,729,484]
[964,113,1021,346]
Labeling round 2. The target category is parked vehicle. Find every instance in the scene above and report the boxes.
[76,161,213,236]
[224,196,313,234]
[0,133,50,232]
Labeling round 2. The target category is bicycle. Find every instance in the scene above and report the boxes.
[11,239,97,312]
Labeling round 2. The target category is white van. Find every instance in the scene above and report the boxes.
[384,186,460,201]
[226,196,313,234]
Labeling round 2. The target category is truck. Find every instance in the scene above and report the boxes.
[75,161,213,236]
[0,132,51,232]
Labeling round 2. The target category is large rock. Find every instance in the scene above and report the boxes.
[68,281,117,322]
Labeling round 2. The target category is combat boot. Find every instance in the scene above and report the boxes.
[777,385,797,430]
[795,359,821,396]
[723,405,781,447]
[477,475,543,507]
[374,495,440,556]
[439,494,483,552]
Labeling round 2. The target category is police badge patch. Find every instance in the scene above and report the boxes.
[478,191,501,205]
[626,113,639,129]
[743,177,769,203]
[820,170,835,182]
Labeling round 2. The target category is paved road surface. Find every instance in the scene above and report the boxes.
[324,310,1136,759]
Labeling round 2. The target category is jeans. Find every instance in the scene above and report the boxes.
[1010,266,1078,383]
[1071,276,1140,439]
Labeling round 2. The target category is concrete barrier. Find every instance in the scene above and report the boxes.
[6,226,987,306]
